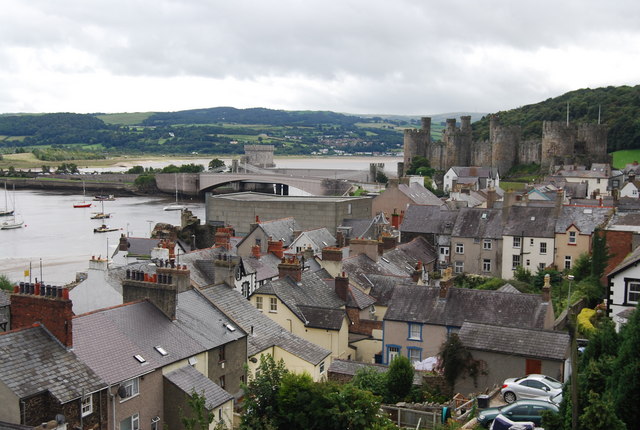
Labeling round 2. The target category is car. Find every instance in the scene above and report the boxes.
[476,399,559,428]
[500,374,563,403]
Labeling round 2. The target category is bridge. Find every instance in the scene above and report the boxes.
[155,172,353,197]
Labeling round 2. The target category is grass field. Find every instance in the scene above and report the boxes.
[499,181,527,191]
[611,150,640,169]
[96,112,154,125]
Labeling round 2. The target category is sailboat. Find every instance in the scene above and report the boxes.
[163,173,187,211]
[73,181,92,208]
[90,200,111,219]
[1,185,24,230]
[0,182,14,217]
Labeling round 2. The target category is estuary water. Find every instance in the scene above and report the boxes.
[1,156,401,286]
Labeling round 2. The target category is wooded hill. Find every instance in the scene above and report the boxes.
[472,85,640,152]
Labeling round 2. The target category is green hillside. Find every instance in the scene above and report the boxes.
[472,85,640,152]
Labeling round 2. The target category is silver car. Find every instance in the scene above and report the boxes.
[500,374,563,403]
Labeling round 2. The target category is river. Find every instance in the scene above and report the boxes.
[1,156,400,286]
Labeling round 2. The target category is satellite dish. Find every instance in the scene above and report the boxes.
[55,414,66,424]
[117,385,128,398]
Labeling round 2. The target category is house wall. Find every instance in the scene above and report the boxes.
[16,389,108,430]
[251,293,352,360]
[554,226,591,270]
[619,182,639,198]
[443,169,458,192]
[383,320,447,364]
[249,348,329,382]
[163,380,234,430]
[450,237,502,278]
[350,335,382,363]
[0,381,20,422]
[112,371,163,430]
[454,350,565,397]
[608,263,640,329]
[162,352,208,376]
[236,228,270,258]
[371,186,412,218]
[501,235,555,279]
[0,304,9,332]
[207,338,248,397]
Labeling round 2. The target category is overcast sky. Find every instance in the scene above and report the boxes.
[1,0,638,116]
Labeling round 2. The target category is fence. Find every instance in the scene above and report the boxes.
[380,405,441,429]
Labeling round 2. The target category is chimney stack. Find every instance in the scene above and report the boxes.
[486,187,497,209]
[380,233,397,251]
[542,273,551,303]
[438,279,449,300]
[267,238,285,259]
[411,261,423,283]
[11,283,73,347]
[215,226,234,250]
[334,272,349,301]
[251,245,261,258]
[119,234,129,251]
[278,256,303,283]
[391,209,400,229]
[349,238,380,262]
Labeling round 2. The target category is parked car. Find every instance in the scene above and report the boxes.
[477,399,559,428]
[501,374,563,403]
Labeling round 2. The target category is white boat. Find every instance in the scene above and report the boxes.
[90,200,111,219]
[1,185,23,229]
[163,173,187,211]
[0,182,13,216]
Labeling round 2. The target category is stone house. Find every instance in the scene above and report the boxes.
[449,207,503,277]
[399,205,459,265]
[606,245,640,330]
[443,166,500,193]
[285,227,336,257]
[1,285,107,429]
[235,216,301,257]
[382,282,555,364]
[372,178,443,218]
[456,322,570,396]
[554,205,612,271]
[549,164,614,198]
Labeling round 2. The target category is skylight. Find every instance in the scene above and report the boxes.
[154,346,168,356]
[226,324,236,332]
[134,354,146,363]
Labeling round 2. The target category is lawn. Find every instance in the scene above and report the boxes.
[611,149,640,169]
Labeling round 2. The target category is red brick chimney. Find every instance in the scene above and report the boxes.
[322,247,344,262]
[412,261,423,283]
[335,272,349,301]
[267,238,285,259]
[251,245,261,258]
[391,209,400,229]
[380,233,397,251]
[11,283,74,348]
[278,256,302,282]
[215,227,234,250]
[119,234,129,251]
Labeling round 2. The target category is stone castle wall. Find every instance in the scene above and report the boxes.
[404,116,608,175]
[242,144,275,167]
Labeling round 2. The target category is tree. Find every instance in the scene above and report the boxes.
[438,333,480,387]
[352,366,388,399]
[375,170,388,184]
[126,165,145,174]
[590,229,610,282]
[276,373,329,429]
[240,354,288,430]
[0,274,13,291]
[610,305,640,428]
[133,174,157,192]
[578,391,626,430]
[209,158,225,170]
[386,355,414,402]
[405,156,435,177]
[180,390,219,430]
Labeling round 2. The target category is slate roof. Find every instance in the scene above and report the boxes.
[555,205,611,234]
[258,217,301,247]
[342,253,409,290]
[450,166,499,179]
[616,197,640,212]
[458,322,569,361]
[385,285,549,329]
[502,206,557,238]
[339,218,375,239]
[382,237,438,270]
[295,228,336,250]
[366,274,414,306]
[0,326,106,403]
[243,253,281,282]
[165,365,233,409]
[497,283,520,294]
[400,205,459,234]
[254,271,345,329]
[398,183,444,206]
[605,211,640,230]
[451,208,503,239]
[200,284,330,365]
[177,246,233,287]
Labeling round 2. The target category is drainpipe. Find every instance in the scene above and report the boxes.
[109,384,116,430]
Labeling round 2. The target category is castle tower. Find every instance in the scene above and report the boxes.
[490,115,520,174]
[443,117,472,168]
[541,121,576,172]
[403,117,431,174]
[577,123,609,165]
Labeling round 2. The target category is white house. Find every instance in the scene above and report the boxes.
[619,181,640,198]
[443,166,500,192]
[607,246,640,330]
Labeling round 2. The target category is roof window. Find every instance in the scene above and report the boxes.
[154,346,168,356]
[134,354,146,364]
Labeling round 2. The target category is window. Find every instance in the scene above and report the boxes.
[538,263,545,270]
[242,281,250,298]
[540,242,547,254]
[81,395,93,417]
[627,281,640,304]
[269,297,278,312]
[439,247,449,256]
[319,361,325,373]
[255,296,263,310]
[454,261,464,274]
[565,255,572,270]
[473,237,480,244]
[255,238,261,246]
[347,203,352,215]
[151,417,160,430]
[408,347,421,363]
[512,254,521,270]
[513,237,521,248]
[387,346,400,363]
[482,259,491,273]
[568,231,577,244]
[219,344,226,362]
[483,239,492,250]
[408,323,422,341]
[219,375,226,389]
[530,238,534,246]
[120,378,139,400]
[455,243,464,254]
[120,413,139,430]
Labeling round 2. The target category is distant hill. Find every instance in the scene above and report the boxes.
[471,85,640,152]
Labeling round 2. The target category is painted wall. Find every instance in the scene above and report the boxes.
[554,226,591,270]
[501,235,555,279]
[0,380,20,422]
[383,320,447,364]
[450,237,502,278]
[112,371,163,430]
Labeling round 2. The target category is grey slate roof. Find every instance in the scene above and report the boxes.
[178,246,234,287]
[258,217,301,247]
[554,206,611,234]
[339,218,377,239]
[606,211,640,229]
[458,322,569,361]
[400,205,459,234]
[165,365,233,409]
[298,227,336,250]
[503,206,557,238]
[385,285,549,329]
[0,326,106,403]
[451,166,498,179]
[243,253,281,282]
[366,274,414,306]
[342,253,409,290]
[451,208,503,239]
[398,183,444,206]
[383,237,438,270]
[497,283,520,294]
[254,271,346,329]
[200,284,330,365]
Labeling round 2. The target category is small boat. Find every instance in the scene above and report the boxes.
[1,183,14,216]
[74,182,91,208]
[94,224,119,233]
[163,173,187,211]
[1,215,23,230]
[90,200,111,219]
[93,194,116,201]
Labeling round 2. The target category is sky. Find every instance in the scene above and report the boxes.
[1,0,638,116]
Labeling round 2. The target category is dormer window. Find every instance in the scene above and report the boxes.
[568,231,577,244]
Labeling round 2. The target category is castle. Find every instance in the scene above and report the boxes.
[402,116,610,175]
